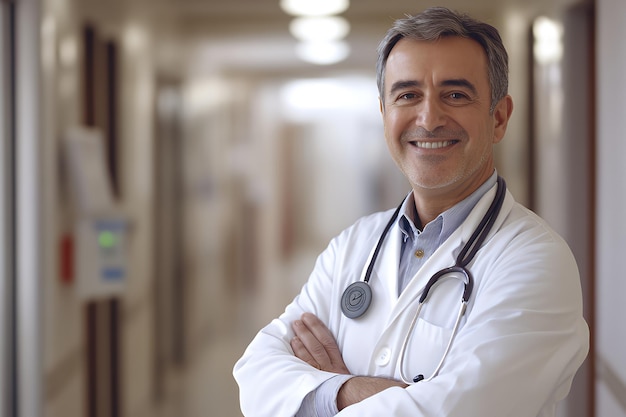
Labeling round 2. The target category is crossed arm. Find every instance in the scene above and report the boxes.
[290,312,408,411]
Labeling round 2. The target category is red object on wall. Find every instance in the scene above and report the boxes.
[60,233,74,283]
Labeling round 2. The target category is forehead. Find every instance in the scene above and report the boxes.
[384,37,489,93]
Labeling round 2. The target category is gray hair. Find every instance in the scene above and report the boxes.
[376,7,508,113]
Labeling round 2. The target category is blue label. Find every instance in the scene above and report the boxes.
[101,267,125,281]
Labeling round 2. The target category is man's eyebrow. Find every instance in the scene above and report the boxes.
[441,79,478,96]
[388,80,422,96]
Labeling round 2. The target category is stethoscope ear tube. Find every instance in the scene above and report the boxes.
[418,265,473,304]
[455,176,506,269]
[363,203,403,284]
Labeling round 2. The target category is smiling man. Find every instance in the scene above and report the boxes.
[234,7,588,417]
[381,34,513,226]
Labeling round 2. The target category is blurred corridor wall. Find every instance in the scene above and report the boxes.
[596,0,626,415]
[39,0,161,415]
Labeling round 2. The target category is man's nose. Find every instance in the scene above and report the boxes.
[416,96,446,132]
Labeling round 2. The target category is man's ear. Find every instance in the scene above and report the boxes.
[493,95,514,144]
[379,97,384,115]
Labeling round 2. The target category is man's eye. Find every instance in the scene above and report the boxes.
[448,92,469,100]
[398,93,417,101]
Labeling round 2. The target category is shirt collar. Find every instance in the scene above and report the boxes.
[398,171,498,244]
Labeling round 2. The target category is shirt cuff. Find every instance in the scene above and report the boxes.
[295,374,354,417]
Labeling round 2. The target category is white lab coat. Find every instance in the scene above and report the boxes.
[233,184,589,417]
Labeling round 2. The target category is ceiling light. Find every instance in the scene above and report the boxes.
[295,40,350,65]
[289,16,350,42]
[533,17,563,64]
[280,0,349,17]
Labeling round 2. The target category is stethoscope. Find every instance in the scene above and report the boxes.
[340,176,506,384]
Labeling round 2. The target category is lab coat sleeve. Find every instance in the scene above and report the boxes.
[336,219,589,417]
[233,230,348,417]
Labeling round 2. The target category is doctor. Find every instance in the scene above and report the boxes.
[234,7,589,417]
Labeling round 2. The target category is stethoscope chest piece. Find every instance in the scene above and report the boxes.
[341,281,372,319]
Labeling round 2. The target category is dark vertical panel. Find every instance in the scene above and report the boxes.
[171,98,185,366]
[530,7,596,415]
[562,6,596,417]
[152,83,186,400]
[85,303,98,417]
[105,40,121,417]
[105,42,119,198]
[83,25,95,127]
[82,23,122,417]
[109,298,120,417]
[82,23,99,417]
[152,92,165,401]
[2,2,18,416]
[280,127,295,260]
[97,301,111,417]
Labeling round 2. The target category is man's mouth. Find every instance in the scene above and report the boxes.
[411,140,457,149]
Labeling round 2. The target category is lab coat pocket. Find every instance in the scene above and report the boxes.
[399,318,453,381]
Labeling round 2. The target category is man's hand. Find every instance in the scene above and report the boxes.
[337,376,408,410]
[290,312,350,374]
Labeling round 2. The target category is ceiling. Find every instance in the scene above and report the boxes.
[79,0,582,78]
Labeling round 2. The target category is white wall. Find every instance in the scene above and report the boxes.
[596,0,626,415]
[16,1,44,416]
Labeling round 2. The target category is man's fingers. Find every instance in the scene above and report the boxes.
[301,313,336,346]
[301,313,346,367]
[290,336,320,369]
[292,313,350,374]
[292,319,332,367]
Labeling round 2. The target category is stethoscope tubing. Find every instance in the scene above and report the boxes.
[399,295,468,384]
[398,176,506,383]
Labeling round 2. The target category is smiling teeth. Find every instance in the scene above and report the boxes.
[415,141,454,149]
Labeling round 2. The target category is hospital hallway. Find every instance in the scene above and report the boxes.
[2,0,626,416]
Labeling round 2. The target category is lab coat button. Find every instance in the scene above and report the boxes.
[375,347,391,366]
